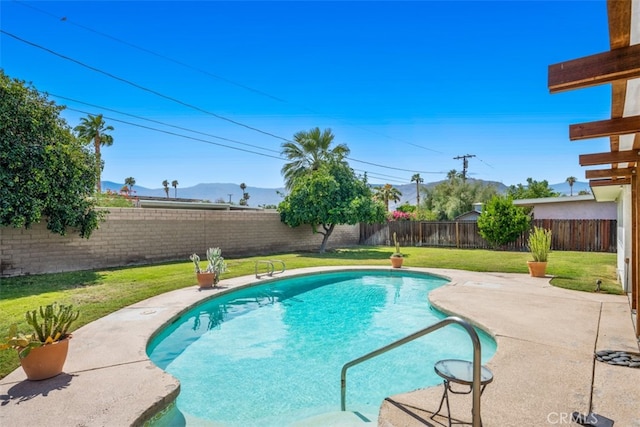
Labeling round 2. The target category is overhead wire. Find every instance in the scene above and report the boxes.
[10,0,445,154]
[51,93,281,154]
[1,30,289,142]
[2,29,445,178]
[64,106,286,161]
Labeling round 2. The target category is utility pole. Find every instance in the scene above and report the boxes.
[228,194,233,203]
[453,154,476,181]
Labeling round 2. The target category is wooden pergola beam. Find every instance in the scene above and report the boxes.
[579,150,640,166]
[548,43,640,93]
[585,167,636,179]
[590,177,631,187]
[608,0,631,49]
[570,115,640,141]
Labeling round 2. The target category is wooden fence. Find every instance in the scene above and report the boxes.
[360,219,617,253]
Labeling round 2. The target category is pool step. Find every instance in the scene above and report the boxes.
[290,410,377,426]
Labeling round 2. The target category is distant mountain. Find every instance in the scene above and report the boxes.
[550,181,591,196]
[102,179,591,209]
[102,181,285,207]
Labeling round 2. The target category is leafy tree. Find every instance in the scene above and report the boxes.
[396,202,416,214]
[423,178,498,220]
[281,127,350,190]
[507,177,560,199]
[373,183,402,211]
[566,176,577,196]
[0,71,104,237]
[172,180,178,198]
[279,163,386,253]
[74,114,114,193]
[124,177,135,196]
[477,195,530,247]
[162,180,169,198]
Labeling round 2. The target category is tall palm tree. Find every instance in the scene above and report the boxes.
[411,173,423,207]
[162,180,169,198]
[374,183,402,211]
[124,177,135,196]
[172,180,178,198]
[281,127,350,190]
[239,183,250,206]
[566,176,577,196]
[74,114,114,193]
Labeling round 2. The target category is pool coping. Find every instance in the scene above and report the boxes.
[1,266,638,426]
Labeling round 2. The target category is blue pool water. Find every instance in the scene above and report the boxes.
[147,270,496,426]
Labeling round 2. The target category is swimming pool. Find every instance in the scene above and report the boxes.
[147,269,496,426]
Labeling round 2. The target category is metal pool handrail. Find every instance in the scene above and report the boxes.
[340,316,483,427]
[254,259,286,278]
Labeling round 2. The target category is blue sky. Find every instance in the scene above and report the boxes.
[1,0,613,190]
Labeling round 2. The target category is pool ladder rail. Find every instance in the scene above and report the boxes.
[255,259,286,279]
[340,316,484,427]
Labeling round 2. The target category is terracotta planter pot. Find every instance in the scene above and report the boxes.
[196,272,216,288]
[527,261,548,278]
[390,256,404,268]
[20,338,70,381]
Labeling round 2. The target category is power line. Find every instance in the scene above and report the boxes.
[52,91,440,177]
[10,0,445,154]
[54,92,441,177]
[1,29,289,142]
[453,154,476,181]
[65,107,286,161]
[51,93,280,154]
[349,157,444,175]
[12,0,288,104]
[3,30,444,178]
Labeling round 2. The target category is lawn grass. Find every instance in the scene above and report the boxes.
[0,246,620,378]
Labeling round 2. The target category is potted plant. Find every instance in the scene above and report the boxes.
[0,303,79,381]
[390,232,404,268]
[190,247,228,288]
[527,226,552,277]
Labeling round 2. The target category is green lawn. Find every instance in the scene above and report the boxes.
[0,246,620,378]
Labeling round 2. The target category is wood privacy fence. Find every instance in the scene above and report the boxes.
[360,219,617,253]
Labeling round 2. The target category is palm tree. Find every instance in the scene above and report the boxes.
[172,180,178,198]
[447,169,459,181]
[281,127,350,190]
[74,114,114,193]
[124,177,135,196]
[411,173,423,207]
[162,180,169,198]
[239,183,250,206]
[566,176,577,196]
[374,183,402,211]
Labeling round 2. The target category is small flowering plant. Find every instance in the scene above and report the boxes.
[388,211,415,221]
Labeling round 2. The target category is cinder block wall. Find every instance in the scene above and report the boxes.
[0,208,359,277]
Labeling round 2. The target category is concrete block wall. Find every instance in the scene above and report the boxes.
[0,208,359,277]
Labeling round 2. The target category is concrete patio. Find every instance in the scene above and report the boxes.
[0,267,638,426]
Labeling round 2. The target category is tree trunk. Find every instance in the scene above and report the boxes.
[94,136,102,193]
[318,223,335,253]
